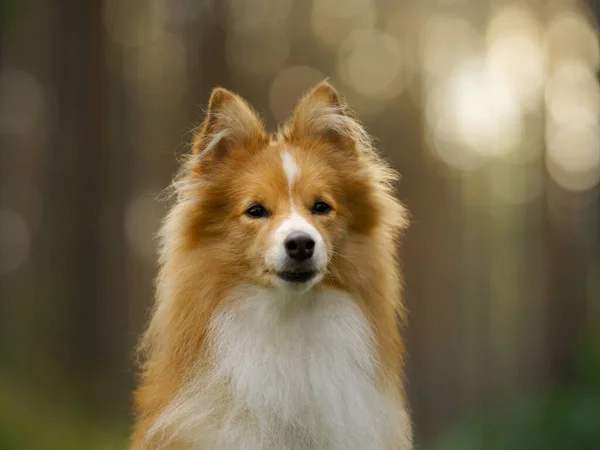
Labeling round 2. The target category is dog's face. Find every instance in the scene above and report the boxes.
[187,83,384,292]
[226,143,353,291]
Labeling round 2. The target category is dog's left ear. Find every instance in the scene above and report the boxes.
[284,81,358,151]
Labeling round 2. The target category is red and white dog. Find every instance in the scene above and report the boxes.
[132,82,412,449]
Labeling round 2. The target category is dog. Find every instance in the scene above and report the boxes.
[131,81,412,449]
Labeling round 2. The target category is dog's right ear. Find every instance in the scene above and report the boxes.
[193,88,267,168]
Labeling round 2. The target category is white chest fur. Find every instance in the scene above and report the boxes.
[150,288,410,449]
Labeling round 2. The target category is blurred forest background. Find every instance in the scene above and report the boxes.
[1,0,599,449]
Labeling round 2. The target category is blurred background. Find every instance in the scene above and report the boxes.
[1,0,599,448]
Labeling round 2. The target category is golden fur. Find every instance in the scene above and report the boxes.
[131,82,411,449]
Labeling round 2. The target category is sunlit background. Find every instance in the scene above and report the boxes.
[1,0,599,448]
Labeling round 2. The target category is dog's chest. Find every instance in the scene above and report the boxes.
[203,288,396,450]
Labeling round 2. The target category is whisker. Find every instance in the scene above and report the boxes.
[331,250,360,271]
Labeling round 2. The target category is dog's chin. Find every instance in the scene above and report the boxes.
[271,269,323,292]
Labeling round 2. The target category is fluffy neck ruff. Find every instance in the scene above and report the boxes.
[146,286,410,450]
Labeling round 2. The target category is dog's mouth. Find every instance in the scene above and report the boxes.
[276,270,317,283]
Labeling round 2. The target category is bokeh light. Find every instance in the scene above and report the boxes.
[337,30,409,101]
[420,14,482,82]
[425,56,524,169]
[545,10,599,71]
[449,58,523,157]
[486,15,545,110]
[422,2,600,192]
[546,123,600,192]
[544,8,600,192]
[546,62,600,128]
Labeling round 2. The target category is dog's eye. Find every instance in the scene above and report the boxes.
[246,204,269,218]
[311,201,331,215]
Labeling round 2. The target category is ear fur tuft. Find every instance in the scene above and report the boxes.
[282,80,361,152]
[192,87,266,165]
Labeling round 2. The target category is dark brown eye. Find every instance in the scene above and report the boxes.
[311,201,331,215]
[246,204,269,218]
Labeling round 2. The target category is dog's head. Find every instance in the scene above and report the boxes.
[174,82,405,292]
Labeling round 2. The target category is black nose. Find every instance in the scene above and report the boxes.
[284,232,315,261]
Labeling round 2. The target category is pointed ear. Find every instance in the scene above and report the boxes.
[284,81,357,149]
[193,87,267,167]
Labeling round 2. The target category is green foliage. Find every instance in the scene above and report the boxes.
[431,342,600,450]
[0,378,128,450]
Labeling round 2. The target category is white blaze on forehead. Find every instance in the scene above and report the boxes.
[266,149,327,282]
[280,150,299,193]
